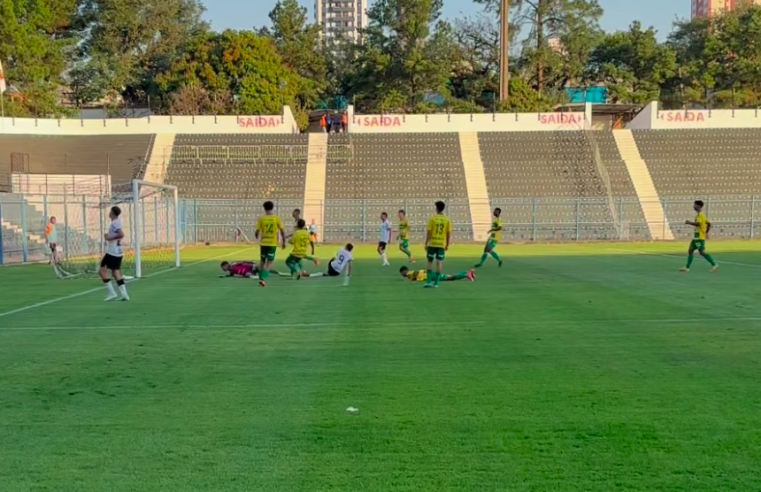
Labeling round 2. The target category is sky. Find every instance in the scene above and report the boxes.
[204,0,687,39]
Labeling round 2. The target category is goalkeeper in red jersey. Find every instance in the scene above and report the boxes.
[220,261,294,278]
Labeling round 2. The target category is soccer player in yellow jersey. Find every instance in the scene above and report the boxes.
[681,200,718,273]
[475,207,504,268]
[255,200,286,287]
[425,201,452,288]
[286,219,318,279]
[400,266,474,282]
[397,209,415,263]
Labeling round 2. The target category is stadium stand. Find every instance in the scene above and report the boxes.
[0,135,154,186]
[479,131,619,240]
[324,133,472,242]
[634,129,761,239]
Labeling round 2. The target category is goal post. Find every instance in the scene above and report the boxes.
[132,179,181,278]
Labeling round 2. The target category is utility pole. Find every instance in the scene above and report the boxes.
[499,0,509,103]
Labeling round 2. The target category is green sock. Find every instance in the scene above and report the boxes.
[434,270,441,286]
[426,270,433,284]
[490,251,501,262]
[451,271,467,281]
[703,253,716,266]
[686,254,694,269]
[478,253,488,265]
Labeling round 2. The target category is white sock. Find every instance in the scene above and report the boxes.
[309,272,325,277]
[381,252,388,263]
[105,282,117,298]
[118,283,129,299]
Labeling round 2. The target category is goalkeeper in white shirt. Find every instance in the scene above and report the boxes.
[309,243,353,285]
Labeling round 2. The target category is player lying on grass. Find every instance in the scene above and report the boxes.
[309,243,353,285]
[400,266,475,283]
[681,199,718,273]
[219,261,292,278]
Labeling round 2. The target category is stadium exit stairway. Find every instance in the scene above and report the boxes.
[144,134,176,184]
[613,130,674,240]
[303,133,329,237]
[458,132,492,241]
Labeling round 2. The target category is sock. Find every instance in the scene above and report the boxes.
[478,253,488,265]
[259,267,266,281]
[451,271,468,281]
[490,251,501,262]
[381,252,388,263]
[261,269,269,281]
[117,279,128,298]
[104,279,116,297]
[426,270,433,284]
[273,270,291,277]
[309,272,325,277]
[286,259,299,276]
[686,254,694,269]
[434,270,442,286]
[703,253,716,266]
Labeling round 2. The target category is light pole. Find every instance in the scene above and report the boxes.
[499,0,509,103]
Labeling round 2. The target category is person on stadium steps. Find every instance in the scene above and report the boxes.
[100,206,129,301]
[309,243,353,286]
[219,261,291,278]
[397,210,415,263]
[400,266,474,283]
[378,212,392,267]
[424,201,452,288]
[475,207,504,268]
[45,216,59,265]
[255,201,287,287]
[681,200,718,273]
[286,219,319,279]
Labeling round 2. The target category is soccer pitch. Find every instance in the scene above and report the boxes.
[2,242,761,491]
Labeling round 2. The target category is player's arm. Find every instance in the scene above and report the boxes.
[255,219,261,240]
[705,220,712,236]
[105,228,124,241]
[279,227,287,248]
[445,221,452,250]
[425,220,432,248]
[684,220,699,226]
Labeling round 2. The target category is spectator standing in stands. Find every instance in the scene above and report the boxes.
[320,114,327,133]
[341,113,348,133]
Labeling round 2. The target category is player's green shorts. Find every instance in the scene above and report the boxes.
[286,254,304,266]
[485,239,497,250]
[426,246,446,261]
[260,246,277,262]
[690,239,706,251]
[399,239,409,249]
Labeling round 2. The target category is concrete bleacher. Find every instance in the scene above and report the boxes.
[479,132,619,241]
[634,129,761,239]
[166,134,308,200]
[324,134,471,241]
[0,135,154,186]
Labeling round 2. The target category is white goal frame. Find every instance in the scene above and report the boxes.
[132,179,181,278]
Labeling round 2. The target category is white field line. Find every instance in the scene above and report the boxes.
[607,248,761,269]
[0,247,257,319]
[3,316,761,332]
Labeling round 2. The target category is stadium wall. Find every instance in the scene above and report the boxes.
[627,101,761,130]
[0,108,299,136]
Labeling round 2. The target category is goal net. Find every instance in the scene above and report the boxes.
[54,180,180,279]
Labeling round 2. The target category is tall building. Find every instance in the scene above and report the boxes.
[692,0,761,18]
[315,0,368,45]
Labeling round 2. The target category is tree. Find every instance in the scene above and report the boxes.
[586,22,676,104]
[77,0,207,105]
[346,0,457,112]
[0,0,79,116]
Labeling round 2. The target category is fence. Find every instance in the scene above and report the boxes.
[2,194,761,265]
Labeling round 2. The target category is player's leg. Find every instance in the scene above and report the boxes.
[99,256,118,301]
[681,243,696,272]
[698,242,717,270]
[424,248,435,287]
[476,240,492,267]
[442,270,474,281]
[434,250,444,287]
[285,255,299,278]
[379,242,389,266]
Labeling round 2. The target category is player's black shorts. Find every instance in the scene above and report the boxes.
[49,243,57,253]
[378,241,387,252]
[327,259,340,277]
[100,254,123,271]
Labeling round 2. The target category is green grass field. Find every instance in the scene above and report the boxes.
[2,242,761,491]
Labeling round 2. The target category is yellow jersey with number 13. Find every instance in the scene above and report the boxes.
[256,215,284,246]
[427,214,452,248]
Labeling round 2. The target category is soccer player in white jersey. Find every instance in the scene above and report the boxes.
[378,212,392,266]
[100,206,129,301]
[310,243,353,285]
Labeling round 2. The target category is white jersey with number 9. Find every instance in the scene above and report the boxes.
[330,249,352,273]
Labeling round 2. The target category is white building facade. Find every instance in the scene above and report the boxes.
[315,0,368,45]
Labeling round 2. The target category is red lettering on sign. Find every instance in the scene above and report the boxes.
[355,116,403,127]
[237,117,281,128]
[658,111,706,123]
[539,113,583,125]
